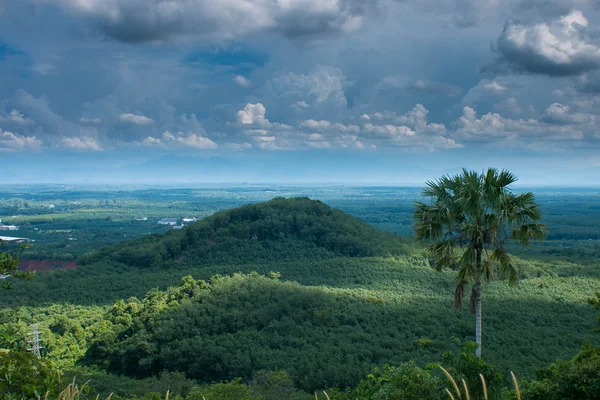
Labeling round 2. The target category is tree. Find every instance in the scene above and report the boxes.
[522,344,600,400]
[0,243,34,289]
[352,362,445,400]
[413,169,546,358]
[0,350,60,397]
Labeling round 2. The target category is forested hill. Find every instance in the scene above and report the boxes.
[80,197,408,268]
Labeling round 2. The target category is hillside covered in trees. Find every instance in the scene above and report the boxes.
[1,197,410,305]
[81,196,408,267]
[2,196,600,399]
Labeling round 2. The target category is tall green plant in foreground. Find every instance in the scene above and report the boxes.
[0,244,34,290]
[414,169,546,357]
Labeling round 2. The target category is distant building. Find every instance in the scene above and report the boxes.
[0,220,19,231]
[0,236,32,243]
[182,217,197,224]
[172,225,184,230]
[158,218,180,226]
[136,217,148,221]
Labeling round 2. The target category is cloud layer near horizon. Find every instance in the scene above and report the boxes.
[0,0,600,182]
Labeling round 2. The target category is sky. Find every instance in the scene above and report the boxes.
[1,0,600,185]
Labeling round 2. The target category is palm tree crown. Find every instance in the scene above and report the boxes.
[413,168,546,357]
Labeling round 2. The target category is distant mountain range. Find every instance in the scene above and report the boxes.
[3,152,437,185]
[5,151,600,186]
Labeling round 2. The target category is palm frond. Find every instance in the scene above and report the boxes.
[459,246,476,266]
[470,286,477,314]
[489,247,511,265]
[511,224,547,246]
[414,203,450,241]
[454,282,466,310]
[481,259,494,282]
[501,192,543,227]
[414,169,543,324]
[456,262,476,283]
[496,169,517,188]
[490,248,519,286]
[429,239,458,270]
[424,179,449,199]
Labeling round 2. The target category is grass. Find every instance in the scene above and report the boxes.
[440,368,522,400]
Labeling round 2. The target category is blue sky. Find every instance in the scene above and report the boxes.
[1,0,600,185]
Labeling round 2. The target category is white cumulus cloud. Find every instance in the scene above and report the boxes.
[0,129,42,151]
[0,109,35,125]
[60,136,102,151]
[233,75,253,88]
[487,9,600,76]
[119,113,154,125]
[237,103,267,125]
[32,0,376,43]
[162,131,218,149]
[140,131,217,149]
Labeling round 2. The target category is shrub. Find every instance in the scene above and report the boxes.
[351,362,444,400]
[0,351,59,398]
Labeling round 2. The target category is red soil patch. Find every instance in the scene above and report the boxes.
[19,260,77,272]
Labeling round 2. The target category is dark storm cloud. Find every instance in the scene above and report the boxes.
[37,0,381,44]
[483,10,600,77]
[274,0,380,40]
[95,7,219,43]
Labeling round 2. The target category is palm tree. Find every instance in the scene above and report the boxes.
[414,168,546,358]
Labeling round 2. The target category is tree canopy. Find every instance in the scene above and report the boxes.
[81,197,408,269]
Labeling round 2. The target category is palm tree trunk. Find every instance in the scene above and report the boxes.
[475,281,482,358]
[475,249,482,358]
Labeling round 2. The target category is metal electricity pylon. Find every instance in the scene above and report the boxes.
[26,323,43,358]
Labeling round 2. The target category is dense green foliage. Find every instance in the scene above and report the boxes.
[0,305,106,370]
[54,369,312,400]
[0,351,60,398]
[1,190,600,399]
[11,345,598,400]
[4,253,598,390]
[348,362,446,400]
[81,197,407,269]
[521,344,600,400]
